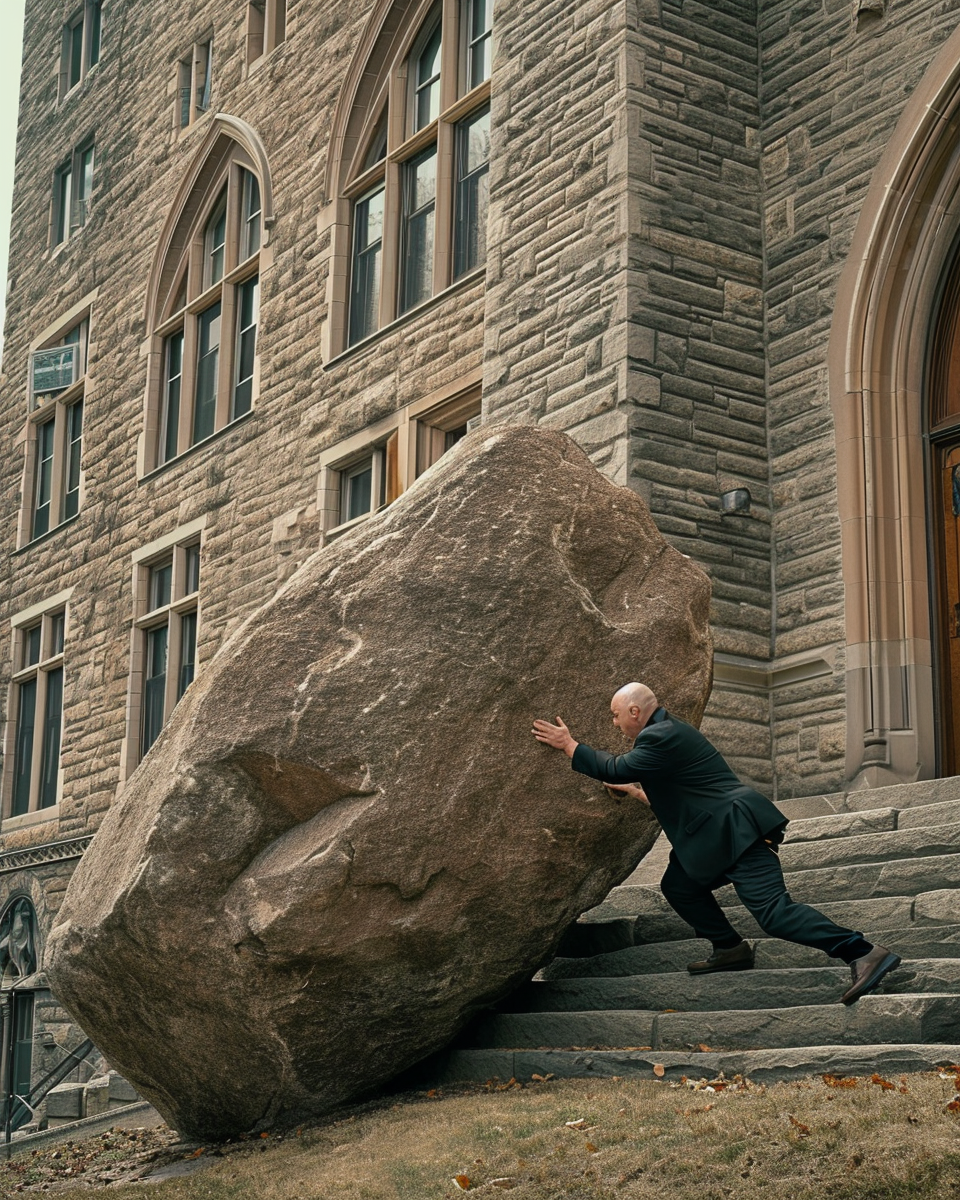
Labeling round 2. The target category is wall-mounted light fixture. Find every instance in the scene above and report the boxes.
[720,487,751,515]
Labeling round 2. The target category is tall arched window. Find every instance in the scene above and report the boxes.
[145,131,267,472]
[337,0,493,349]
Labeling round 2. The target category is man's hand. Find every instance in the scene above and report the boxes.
[605,782,650,805]
[532,717,579,758]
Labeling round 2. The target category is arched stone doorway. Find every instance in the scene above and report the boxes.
[0,896,40,1132]
[830,20,960,786]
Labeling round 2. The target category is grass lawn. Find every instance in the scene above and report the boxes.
[3,1068,960,1198]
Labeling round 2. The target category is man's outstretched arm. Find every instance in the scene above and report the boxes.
[532,717,651,797]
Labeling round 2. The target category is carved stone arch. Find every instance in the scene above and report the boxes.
[0,881,46,979]
[829,20,960,786]
[323,0,442,202]
[144,114,275,328]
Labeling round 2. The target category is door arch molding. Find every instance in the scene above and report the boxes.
[830,19,960,786]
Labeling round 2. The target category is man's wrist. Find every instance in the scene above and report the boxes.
[565,739,579,759]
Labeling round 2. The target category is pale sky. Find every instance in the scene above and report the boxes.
[0,0,28,363]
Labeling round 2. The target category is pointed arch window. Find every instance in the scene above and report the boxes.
[338,0,493,350]
[147,147,263,471]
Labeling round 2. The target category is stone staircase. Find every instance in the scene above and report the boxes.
[427,779,960,1085]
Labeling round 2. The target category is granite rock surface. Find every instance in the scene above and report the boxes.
[47,425,712,1139]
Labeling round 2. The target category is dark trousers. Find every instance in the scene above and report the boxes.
[660,840,869,963]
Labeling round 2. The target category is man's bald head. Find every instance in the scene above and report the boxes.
[610,682,659,741]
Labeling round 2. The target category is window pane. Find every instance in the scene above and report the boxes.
[11,679,36,818]
[198,41,212,112]
[193,302,221,443]
[179,61,192,128]
[33,420,55,540]
[89,1,102,68]
[454,107,490,278]
[55,166,72,245]
[414,23,442,130]
[349,188,384,345]
[39,667,63,809]
[75,145,94,228]
[400,149,437,314]
[141,625,168,757]
[25,626,42,669]
[63,400,83,519]
[184,543,201,594]
[69,19,83,89]
[161,330,183,464]
[149,560,173,611]
[344,460,373,522]
[465,0,492,90]
[178,611,197,700]
[50,612,65,656]
[233,276,259,419]
[206,197,227,287]
[242,171,261,260]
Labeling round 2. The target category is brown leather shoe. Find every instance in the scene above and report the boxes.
[687,941,755,974]
[840,944,902,1005]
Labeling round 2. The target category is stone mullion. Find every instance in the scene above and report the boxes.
[433,122,454,293]
[440,0,460,107]
[179,315,198,454]
[27,668,46,814]
[217,283,237,431]
[163,612,181,726]
[49,402,67,527]
[380,160,402,328]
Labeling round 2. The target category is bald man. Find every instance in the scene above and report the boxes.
[533,684,901,1006]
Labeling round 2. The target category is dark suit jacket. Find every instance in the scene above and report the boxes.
[571,707,787,885]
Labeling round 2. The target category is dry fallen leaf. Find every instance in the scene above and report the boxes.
[871,1074,896,1091]
[453,1174,472,1190]
[585,1142,598,1153]
[788,1115,811,1137]
[653,1064,665,1078]
[530,1073,554,1082]
[697,1044,712,1052]
[945,1097,960,1113]
[822,1074,858,1089]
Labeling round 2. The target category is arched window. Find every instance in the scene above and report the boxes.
[334,0,493,350]
[144,127,268,472]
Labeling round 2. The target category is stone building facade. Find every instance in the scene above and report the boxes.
[3,0,960,1120]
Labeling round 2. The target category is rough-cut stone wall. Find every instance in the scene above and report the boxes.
[624,0,770,786]
[761,0,960,796]
[482,0,630,478]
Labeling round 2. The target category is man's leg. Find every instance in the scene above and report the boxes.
[726,840,901,1002]
[660,852,754,972]
[724,841,869,959]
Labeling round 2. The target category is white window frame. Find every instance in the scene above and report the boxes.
[2,590,74,828]
[59,0,102,101]
[121,520,205,782]
[20,309,92,547]
[176,38,213,130]
[52,139,95,248]
[318,375,481,538]
[246,0,286,65]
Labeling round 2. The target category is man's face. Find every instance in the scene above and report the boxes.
[611,697,643,741]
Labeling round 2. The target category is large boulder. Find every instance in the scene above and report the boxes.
[47,426,712,1139]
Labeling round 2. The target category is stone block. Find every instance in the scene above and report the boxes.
[45,1083,83,1124]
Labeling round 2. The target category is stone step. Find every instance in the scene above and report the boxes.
[539,928,960,979]
[424,1043,960,1089]
[501,961,960,1015]
[784,807,898,843]
[724,852,960,906]
[840,779,960,813]
[591,885,960,943]
[469,993,960,1052]
[590,889,916,942]
[779,822,960,873]
[899,799,960,830]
